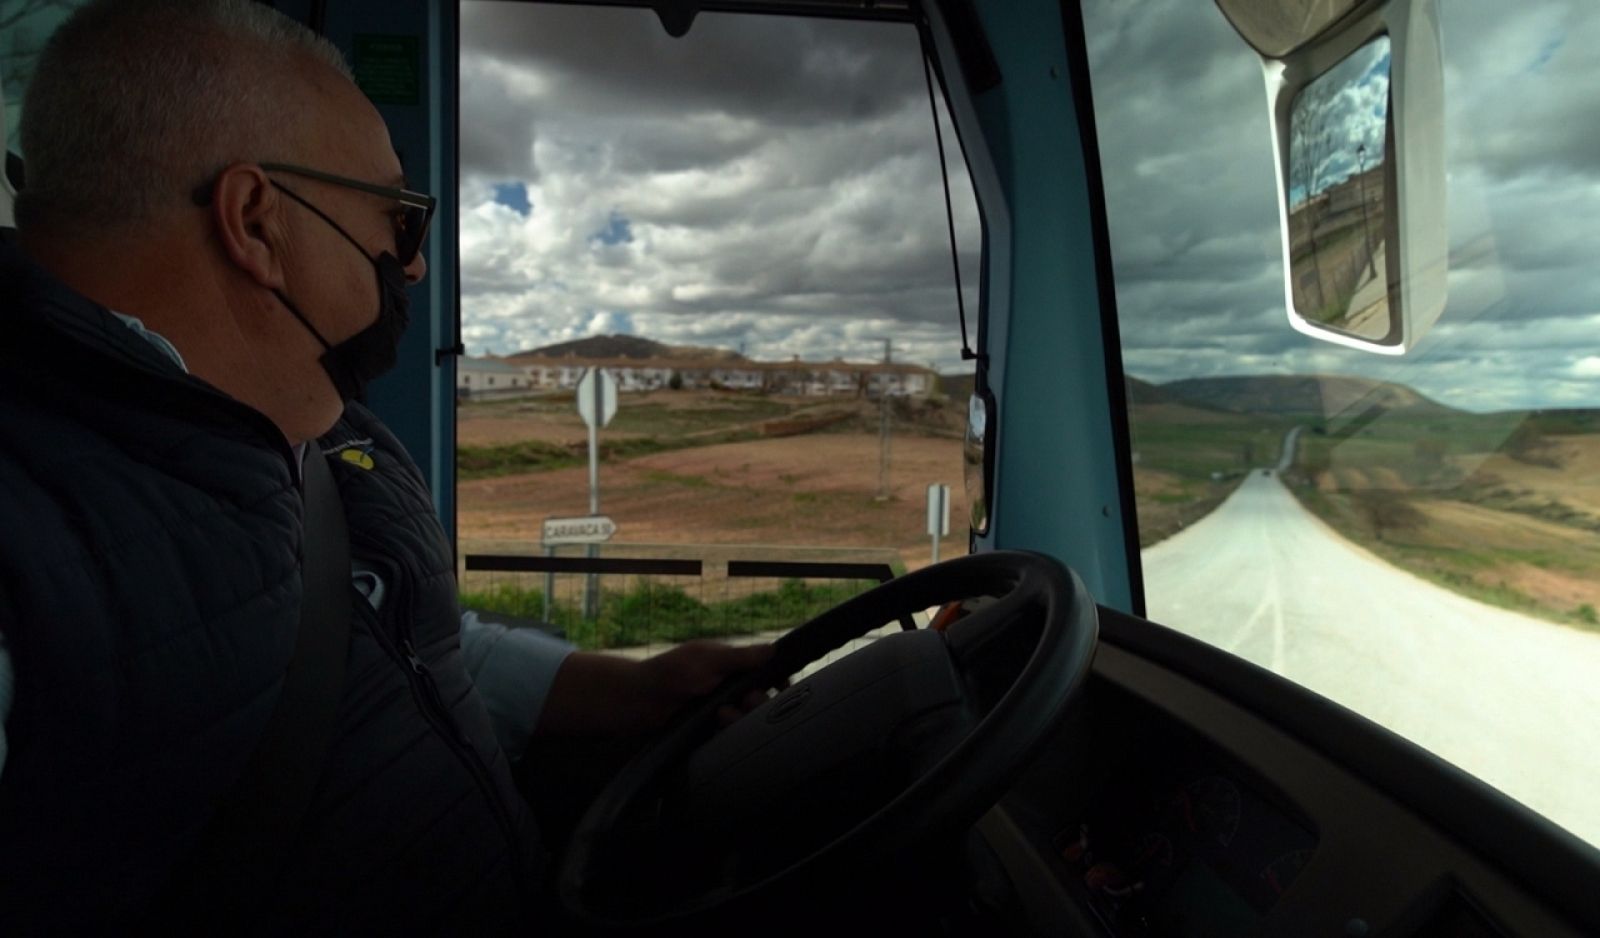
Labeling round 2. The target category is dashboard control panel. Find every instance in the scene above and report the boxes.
[1052,711,1317,936]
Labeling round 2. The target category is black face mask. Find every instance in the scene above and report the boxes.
[271,183,412,403]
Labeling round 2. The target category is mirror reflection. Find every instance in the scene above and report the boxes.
[963,392,990,534]
[1287,35,1393,340]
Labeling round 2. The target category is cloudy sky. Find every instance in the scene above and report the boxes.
[1286,37,1388,207]
[1084,0,1600,411]
[459,3,981,374]
[460,1,1600,412]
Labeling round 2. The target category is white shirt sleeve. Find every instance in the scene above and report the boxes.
[459,610,576,761]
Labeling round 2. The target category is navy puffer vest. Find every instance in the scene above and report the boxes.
[0,244,540,932]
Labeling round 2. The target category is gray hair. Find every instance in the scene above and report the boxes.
[16,0,354,232]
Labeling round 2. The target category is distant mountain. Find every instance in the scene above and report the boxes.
[1125,376,1172,405]
[1161,374,1453,416]
[922,374,1181,406]
[508,334,745,362]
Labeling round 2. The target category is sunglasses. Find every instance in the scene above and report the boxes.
[261,163,436,266]
[194,162,437,266]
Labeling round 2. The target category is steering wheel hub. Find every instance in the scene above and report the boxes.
[559,550,1098,932]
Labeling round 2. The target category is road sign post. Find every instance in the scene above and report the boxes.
[575,368,618,619]
[542,514,618,621]
[927,483,951,564]
[542,516,619,544]
[542,544,553,622]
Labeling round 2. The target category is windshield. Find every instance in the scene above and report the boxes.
[1088,0,1600,849]
[456,4,979,656]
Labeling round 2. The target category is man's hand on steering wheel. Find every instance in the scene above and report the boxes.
[536,641,781,739]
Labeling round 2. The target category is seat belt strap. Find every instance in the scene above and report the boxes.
[158,448,353,917]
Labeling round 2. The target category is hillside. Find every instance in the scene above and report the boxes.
[1161,373,1452,417]
[509,334,745,362]
[930,374,1171,405]
[1125,375,1172,405]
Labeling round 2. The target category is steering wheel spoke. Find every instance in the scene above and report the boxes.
[942,582,1038,661]
[559,551,1098,932]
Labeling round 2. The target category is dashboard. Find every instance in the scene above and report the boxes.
[974,628,1595,938]
[1050,713,1316,936]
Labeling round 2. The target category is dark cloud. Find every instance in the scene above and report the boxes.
[460,4,921,129]
[459,59,540,179]
[458,1,978,371]
[1442,0,1600,182]
[1085,0,1600,410]
[456,0,1597,411]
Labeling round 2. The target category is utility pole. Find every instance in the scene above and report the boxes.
[877,338,892,501]
[1356,142,1376,280]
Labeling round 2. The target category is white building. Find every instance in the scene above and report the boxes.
[457,356,534,399]
[503,354,937,398]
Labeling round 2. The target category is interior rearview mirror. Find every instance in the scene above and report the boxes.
[1288,36,1392,340]
[1216,0,1446,354]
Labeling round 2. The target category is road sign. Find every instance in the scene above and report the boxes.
[927,484,951,537]
[576,367,618,429]
[927,483,951,564]
[542,515,617,545]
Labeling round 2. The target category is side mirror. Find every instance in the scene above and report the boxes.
[962,389,995,536]
[1216,0,1446,354]
[0,70,14,230]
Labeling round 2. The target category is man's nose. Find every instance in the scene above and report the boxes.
[404,251,428,285]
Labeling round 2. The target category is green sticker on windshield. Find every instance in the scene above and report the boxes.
[354,35,420,106]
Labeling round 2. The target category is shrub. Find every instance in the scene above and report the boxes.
[461,577,877,650]
[459,582,548,620]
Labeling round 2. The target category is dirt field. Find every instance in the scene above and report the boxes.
[1458,434,1600,520]
[1132,467,1243,547]
[459,390,837,447]
[458,389,1251,569]
[1297,429,1600,627]
[459,410,971,570]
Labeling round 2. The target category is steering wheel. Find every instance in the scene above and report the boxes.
[557,550,1098,932]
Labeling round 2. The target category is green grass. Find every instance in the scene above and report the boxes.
[1294,411,1528,488]
[1132,416,1293,481]
[603,397,793,435]
[1134,478,1246,547]
[1524,409,1600,436]
[1129,407,1287,546]
[460,577,876,650]
[456,440,579,479]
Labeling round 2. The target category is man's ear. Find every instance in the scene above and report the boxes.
[209,163,286,290]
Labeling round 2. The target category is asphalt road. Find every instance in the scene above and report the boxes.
[1141,431,1600,848]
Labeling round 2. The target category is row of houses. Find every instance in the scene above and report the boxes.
[457,355,938,400]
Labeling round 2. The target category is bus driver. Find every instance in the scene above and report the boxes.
[0,1,772,931]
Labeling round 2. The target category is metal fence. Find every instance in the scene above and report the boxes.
[458,540,915,662]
